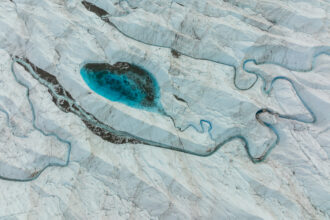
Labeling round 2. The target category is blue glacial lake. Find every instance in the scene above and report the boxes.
[80,62,162,112]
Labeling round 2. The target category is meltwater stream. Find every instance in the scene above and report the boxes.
[1,52,323,182]
[0,1,326,183]
[0,58,72,182]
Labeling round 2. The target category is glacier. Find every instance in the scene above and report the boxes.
[80,62,163,111]
[0,0,330,219]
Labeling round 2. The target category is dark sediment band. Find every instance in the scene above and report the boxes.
[17,57,142,144]
[82,1,114,25]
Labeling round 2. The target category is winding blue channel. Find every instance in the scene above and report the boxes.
[98,17,329,161]
[0,3,326,182]
[1,52,328,182]
[0,58,72,182]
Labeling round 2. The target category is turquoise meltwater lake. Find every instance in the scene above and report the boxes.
[80,62,163,112]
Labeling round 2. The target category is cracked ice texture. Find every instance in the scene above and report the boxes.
[0,0,329,219]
